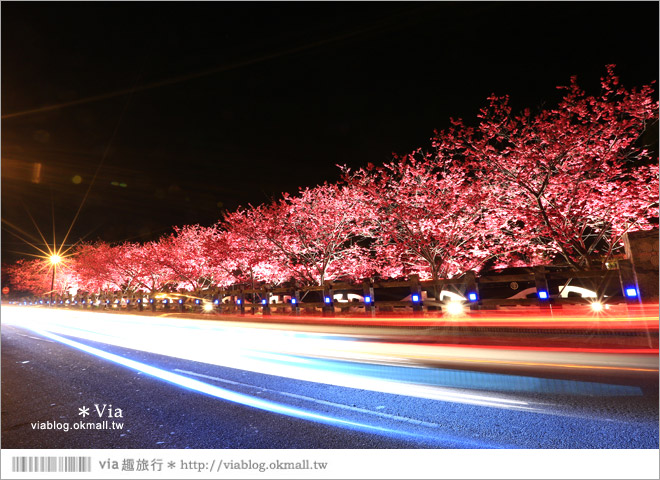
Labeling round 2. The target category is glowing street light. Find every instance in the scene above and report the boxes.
[445,301,465,316]
[49,255,62,306]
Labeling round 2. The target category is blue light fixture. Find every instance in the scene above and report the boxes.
[195,299,200,304]
[412,294,420,302]
[468,292,477,302]
[214,299,219,304]
[625,287,638,298]
[179,299,184,304]
[137,299,142,303]
[324,296,331,304]
[163,299,168,304]
[261,299,267,305]
[364,296,371,304]
[149,299,154,303]
[538,290,549,300]
[291,298,297,305]
[237,299,242,305]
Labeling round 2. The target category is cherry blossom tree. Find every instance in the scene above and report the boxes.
[433,65,658,269]
[73,242,127,294]
[344,152,511,286]
[153,225,220,292]
[220,207,290,287]
[6,257,78,297]
[228,183,374,287]
[120,241,175,293]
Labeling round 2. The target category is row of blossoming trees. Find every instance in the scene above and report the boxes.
[7,66,659,297]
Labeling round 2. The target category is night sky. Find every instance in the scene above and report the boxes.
[2,1,658,265]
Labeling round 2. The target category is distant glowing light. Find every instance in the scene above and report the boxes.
[468,293,478,302]
[237,299,242,305]
[71,175,82,184]
[445,302,465,316]
[214,299,219,304]
[324,297,331,304]
[179,299,184,304]
[203,303,214,312]
[538,291,549,300]
[49,255,62,265]
[625,288,638,298]
[261,299,267,305]
[412,294,420,303]
[291,298,297,305]
[364,296,371,304]
[590,301,604,312]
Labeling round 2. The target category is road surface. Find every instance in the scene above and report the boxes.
[2,306,658,449]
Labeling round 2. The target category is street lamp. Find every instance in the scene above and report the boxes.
[49,255,61,306]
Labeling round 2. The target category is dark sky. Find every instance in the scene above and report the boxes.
[2,1,658,264]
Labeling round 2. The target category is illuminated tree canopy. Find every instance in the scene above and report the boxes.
[7,67,658,295]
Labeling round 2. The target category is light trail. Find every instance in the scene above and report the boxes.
[3,307,542,409]
[4,306,655,398]
[25,328,444,445]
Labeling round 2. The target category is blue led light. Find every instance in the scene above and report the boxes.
[468,292,477,302]
[163,299,168,303]
[126,300,130,304]
[538,290,548,300]
[214,299,219,304]
[179,299,184,304]
[237,299,242,305]
[149,299,154,303]
[364,296,371,304]
[137,299,142,303]
[625,287,638,298]
[324,297,331,304]
[291,298,297,305]
[261,299,267,305]
[195,300,200,304]
[412,294,420,302]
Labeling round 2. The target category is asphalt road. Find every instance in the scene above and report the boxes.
[2,318,658,449]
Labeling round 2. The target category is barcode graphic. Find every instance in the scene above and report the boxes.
[11,456,92,473]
